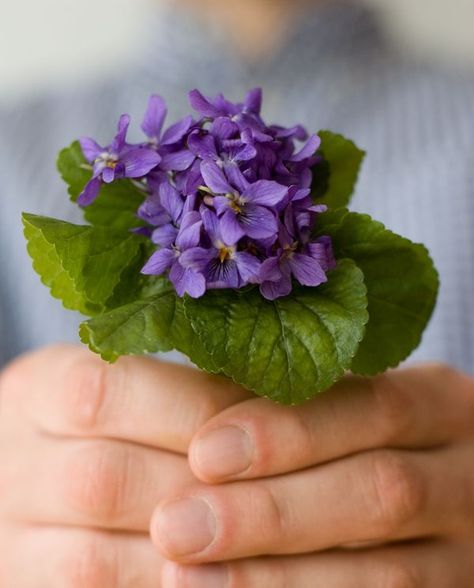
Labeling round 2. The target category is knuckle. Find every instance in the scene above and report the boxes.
[255,484,290,547]
[369,450,425,536]
[64,441,136,525]
[371,373,412,443]
[425,361,457,381]
[424,362,474,432]
[62,355,124,432]
[60,536,118,588]
[381,562,421,588]
[191,393,227,434]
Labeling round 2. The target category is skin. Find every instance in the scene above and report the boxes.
[175,0,318,61]
[0,345,473,586]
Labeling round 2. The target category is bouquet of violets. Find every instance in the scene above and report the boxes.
[23,89,439,404]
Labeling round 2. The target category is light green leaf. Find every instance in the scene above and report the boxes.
[312,131,365,208]
[57,141,146,230]
[57,141,91,200]
[22,214,144,316]
[184,260,368,404]
[317,209,439,374]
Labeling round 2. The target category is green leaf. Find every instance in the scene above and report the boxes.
[79,287,177,362]
[317,209,439,375]
[80,283,218,371]
[170,301,220,373]
[57,141,91,200]
[103,244,151,309]
[83,181,147,231]
[312,131,365,208]
[184,260,368,404]
[57,141,146,230]
[22,213,144,316]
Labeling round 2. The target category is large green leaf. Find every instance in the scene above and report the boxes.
[184,260,368,404]
[80,283,218,371]
[317,209,439,374]
[57,141,146,230]
[312,131,365,209]
[22,214,144,316]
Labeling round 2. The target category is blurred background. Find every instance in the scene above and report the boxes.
[1,0,474,103]
[0,0,473,369]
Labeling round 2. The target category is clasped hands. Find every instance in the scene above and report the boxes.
[0,345,473,587]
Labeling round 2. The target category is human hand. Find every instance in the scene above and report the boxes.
[152,365,474,587]
[0,345,249,587]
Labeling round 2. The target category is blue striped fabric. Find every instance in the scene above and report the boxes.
[1,1,473,371]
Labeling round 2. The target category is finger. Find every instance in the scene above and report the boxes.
[152,445,474,562]
[1,344,251,453]
[161,540,474,588]
[1,522,162,588]
[189,364,474,481]
[2,434,198,532]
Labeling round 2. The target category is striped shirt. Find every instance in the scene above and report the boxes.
[1,1,473,371]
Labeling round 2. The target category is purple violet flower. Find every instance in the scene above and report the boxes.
[188,129,256,179]
[189,88,270,140]
[259,225,336,300]
[180,209,261,292]
[78,87,335,300]
[189,88,262,119]
[201,161,288,242]
[78,114,161,206]
[141,211,205,298]
[141,94,195,172]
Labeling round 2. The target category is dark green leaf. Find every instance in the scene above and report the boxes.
[57,141,146,230]
[22,213,144,316]
[104,244,151,309]
[312,131,365,208]
[80,284,218,371]
[184,260,368,404]
[82,181,147,230]
[317,209,439,374]
[79,287,177,362]
[170,301,220,373]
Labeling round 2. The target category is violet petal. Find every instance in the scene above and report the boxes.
[188,132,218,160]
[141,95,167,140]
[79,137,102,163]
[159,182,183,223]
[161,115,194,145]
[188,89,221,118]
[220,209,245,244]
[201,160,233,194]
[77,177,101,206]
[289,253,327,287]
[122,148,161,178]
[243,180,288,206]
[151,224,178,247]
[234,251,261,283]
[141,248,175,275]
[160,149,195,172]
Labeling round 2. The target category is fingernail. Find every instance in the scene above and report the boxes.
[193,425,253,478]
[155,497,217,556]
[163,562,228,588]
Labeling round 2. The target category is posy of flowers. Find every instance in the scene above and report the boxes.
[23,89,439,404]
